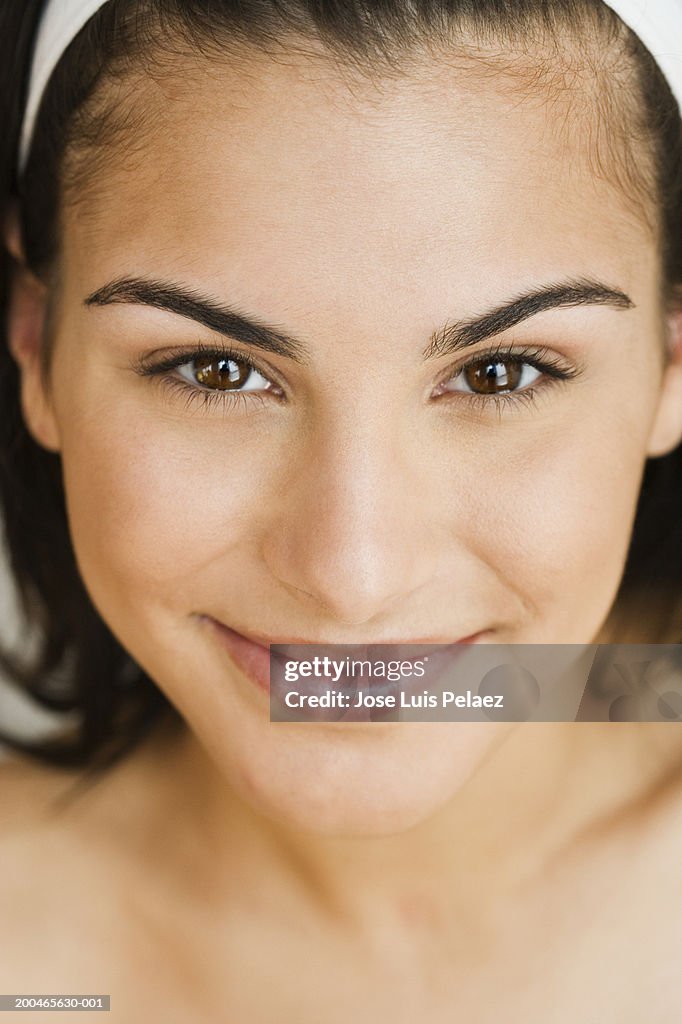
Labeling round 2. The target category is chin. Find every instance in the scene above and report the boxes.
[219,721,506,838]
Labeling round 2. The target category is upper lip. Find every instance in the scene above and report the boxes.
[205,617,485,649]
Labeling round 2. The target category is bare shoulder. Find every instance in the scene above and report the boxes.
[0,752,105,907]
[0,712,181,842]
[0,721,187,904]
[639,761,682,870]
[597,739,682,942]
[0,742,164,873]
[0,738,201,1016]
[0,751,153,992]
[0,752,81,830]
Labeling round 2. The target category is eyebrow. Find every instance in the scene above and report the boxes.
[423,278,634,359]
[84,277,307,362]
[84,275,634,362]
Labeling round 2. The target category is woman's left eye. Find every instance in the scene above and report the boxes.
[436,357,542,396]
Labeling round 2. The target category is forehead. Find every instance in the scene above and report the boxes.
[61,47,658,320]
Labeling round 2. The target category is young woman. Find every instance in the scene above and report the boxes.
[0,0,681,1019]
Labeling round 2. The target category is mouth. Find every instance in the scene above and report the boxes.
[199,615,487,696]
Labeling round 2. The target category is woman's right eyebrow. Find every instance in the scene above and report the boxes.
[84,276,309,362]
[84,274,634,362]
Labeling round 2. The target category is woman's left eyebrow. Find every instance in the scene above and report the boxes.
[84,274,634,361]
[423,277,634,358]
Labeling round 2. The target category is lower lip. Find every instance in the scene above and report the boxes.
[202,617,485,696]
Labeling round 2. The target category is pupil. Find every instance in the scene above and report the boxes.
[465,360,522,393]
[194,356,250,390]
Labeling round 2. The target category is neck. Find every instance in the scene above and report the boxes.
[113,713,679,940]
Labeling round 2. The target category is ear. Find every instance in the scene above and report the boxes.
[4,204,61,454]
[646,304,682,458]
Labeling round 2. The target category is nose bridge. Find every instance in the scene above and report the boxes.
[262,406,434,624]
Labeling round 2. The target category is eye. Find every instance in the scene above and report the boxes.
[176,354,274,393]
[132,343,284,411]
[431,345,580,408]
[440,357,542,395]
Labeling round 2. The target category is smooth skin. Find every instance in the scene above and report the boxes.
[3,37,682,1023]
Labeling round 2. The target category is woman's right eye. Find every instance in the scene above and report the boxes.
[133,345,284,411]
[176,354,275,393]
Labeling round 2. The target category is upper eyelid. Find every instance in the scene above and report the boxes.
[439,343,580,381]
[136,340,573,369]
[134,342,266,372]
[455,341,571,363]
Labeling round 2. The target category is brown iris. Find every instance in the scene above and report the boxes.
[193,355,252,390]
[464,359,523,394]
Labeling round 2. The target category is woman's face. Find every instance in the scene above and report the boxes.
[11,44,682,833]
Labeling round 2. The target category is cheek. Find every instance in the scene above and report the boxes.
[54,391,279,630]
[456,396,652,636]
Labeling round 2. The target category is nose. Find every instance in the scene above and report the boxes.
[261,411,438,626]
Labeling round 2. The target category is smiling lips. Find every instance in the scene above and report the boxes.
[201,615,485,694]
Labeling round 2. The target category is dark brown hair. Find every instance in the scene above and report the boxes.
[0,0,680,782]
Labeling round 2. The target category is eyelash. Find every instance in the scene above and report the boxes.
[132,342,281,414]
[132,340,580,414]
[434,342,581,413]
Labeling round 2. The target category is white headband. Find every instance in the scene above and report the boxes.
[18,0,682,174]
